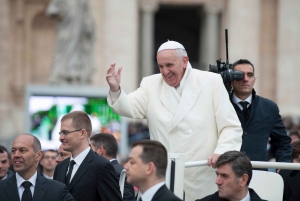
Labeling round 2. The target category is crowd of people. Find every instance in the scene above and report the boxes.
[0,40,299,201]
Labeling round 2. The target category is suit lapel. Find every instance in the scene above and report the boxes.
[68,149,93,191]
[160,80,179,116]
[33,174,47,201]
[171,71,202,131]
[3,175,20,201]
[57,158,70,183]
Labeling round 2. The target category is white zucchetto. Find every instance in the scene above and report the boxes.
[157,40,185,53]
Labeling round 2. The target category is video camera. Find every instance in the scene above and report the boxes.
[208,29,244,94]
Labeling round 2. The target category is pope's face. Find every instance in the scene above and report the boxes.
[157,49,188,87]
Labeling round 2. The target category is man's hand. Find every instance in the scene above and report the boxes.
[207,154,220,168]
[106,63,123,92]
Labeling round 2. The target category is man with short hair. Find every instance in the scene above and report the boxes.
[197,151,265,201]
[90,133,135,201]
[106,40,243,200]
[39,149,57,179]
[125,139,182,201]
[230,59,292,163]
[0,134,74,201]
[54,111,122,201]
[0,145,14,180]
[56,144,71,163]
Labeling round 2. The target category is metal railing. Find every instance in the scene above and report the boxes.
[185,160,300,170]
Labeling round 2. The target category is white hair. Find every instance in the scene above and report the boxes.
[175,49,188,59]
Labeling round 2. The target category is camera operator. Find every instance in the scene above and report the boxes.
[230,59,292,164]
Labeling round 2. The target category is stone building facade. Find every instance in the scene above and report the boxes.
[0,0,300,146]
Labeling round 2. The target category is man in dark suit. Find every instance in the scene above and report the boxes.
[196,151,265,201]
[90,133,135,201]
[125,140,182,201]
[230,59,292,163]
[0,134,74,201]
[53,111,122,201]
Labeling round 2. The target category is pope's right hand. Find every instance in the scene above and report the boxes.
[106,63,123,92]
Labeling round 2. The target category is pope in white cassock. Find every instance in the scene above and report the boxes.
[106,41,243,200]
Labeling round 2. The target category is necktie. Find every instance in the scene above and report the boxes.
[138,197,143,201]
[239,101,249,121]
[65,160,76,185]
[21,181,32,201]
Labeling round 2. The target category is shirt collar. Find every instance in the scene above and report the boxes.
[42,172,53,179]
[232,94,252,110]
[176,62,192,96]
[16,171,37,188]
[109,158,117,162]
[141,181,165,201]
[1,174,8,180]
[240,190,250,201]
[70,146,90,167]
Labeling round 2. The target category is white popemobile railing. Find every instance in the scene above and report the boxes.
[119,154,300,201]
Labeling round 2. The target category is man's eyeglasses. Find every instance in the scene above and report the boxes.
[59,129,82,135]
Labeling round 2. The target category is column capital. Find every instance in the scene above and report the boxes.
[140,0,159,13]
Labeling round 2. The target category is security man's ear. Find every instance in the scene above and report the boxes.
[240,174,249,187]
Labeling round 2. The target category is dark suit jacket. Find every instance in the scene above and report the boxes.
[110,159,135,201]
[279,169,300,201]
[151,184,182,201]
[54,149,122,201]
[231,89,292,162]
[0,173,74,201]
[196,188,266,201]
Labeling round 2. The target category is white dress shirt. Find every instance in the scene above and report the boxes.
[42,172,53,179]
[240,190,250,201]
[16,171,37,201]
[67,146,90,182]
[232,94,252,111]
[140,181,165,201]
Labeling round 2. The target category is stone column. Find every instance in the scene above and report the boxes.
[102,0,139,157]
[140,1,159,77]
[276,0,300,118]
[0,0,14,146]
[102,0,138,93]
[225,0,261,92]
[200,1,223,71]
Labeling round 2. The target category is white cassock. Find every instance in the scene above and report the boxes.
[107,41,242,200]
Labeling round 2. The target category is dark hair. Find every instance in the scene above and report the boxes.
[291,141,300,160]
[131,140,167,179]
[0,145,9,159]
[90,133,118,158]
[42,149,57,158]
[232,59,255,74]
[216,151,252,186]
[290,130,300,139]
[61,111,92,137]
